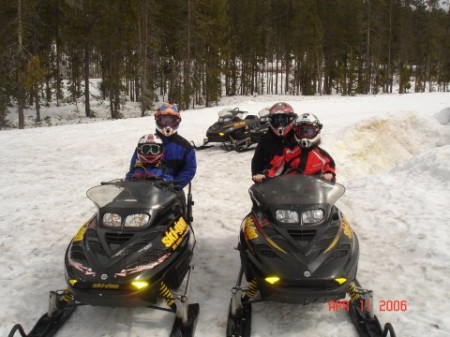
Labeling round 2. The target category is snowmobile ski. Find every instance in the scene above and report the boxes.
[349,301,397,337]
[170,303,200,337]
[8,291,77,337]
[226,300,252,337]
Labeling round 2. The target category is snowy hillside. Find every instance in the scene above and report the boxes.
[1,93,449,337]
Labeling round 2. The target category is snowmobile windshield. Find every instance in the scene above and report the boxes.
[218,114,234,123]
[249,175,345,208]
[86,180,177,210]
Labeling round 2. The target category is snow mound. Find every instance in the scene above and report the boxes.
[391,144,450,181]
[332,113,443,179]
[435,107,450,125]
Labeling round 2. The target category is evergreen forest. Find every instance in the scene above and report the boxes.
[1,0,449,128]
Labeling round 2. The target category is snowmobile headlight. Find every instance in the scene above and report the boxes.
[102,213,122,227]
[275,210,299,224]
[301,209,324,224]
[125,214,150,227]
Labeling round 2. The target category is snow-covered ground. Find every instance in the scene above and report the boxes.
[1,92,449,337]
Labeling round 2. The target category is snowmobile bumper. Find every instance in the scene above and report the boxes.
[254,276,350,303]
[206,131,229,143]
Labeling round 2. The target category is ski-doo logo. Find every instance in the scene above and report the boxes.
[244,217,258,240]
[342,217,353,239]
[162,217,188,250]
[92,283,119,289]
[73,224,87,242]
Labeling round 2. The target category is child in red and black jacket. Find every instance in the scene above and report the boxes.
[267,113,336,182]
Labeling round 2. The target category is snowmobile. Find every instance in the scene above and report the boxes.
[195,108,268,152]
[226,174,396,337]
[249,107,270,145]
[8,178,199,337]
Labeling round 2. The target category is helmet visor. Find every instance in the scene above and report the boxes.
[138,144,163,155]
[295,125,319,139]
[269,114,296,128]
[156,114,180,127]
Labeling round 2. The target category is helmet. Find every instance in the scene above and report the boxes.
[136,134,164,165]
[155,103,181,137]
[293,113,323,148]
[268,102,297,137]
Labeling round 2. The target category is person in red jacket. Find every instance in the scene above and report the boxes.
[267,113,336,181]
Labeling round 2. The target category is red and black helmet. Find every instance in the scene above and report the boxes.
[268,102,297,137]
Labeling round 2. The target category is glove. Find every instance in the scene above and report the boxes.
[132,172,144,180]
[131,168,145,180]
[252,174,267,183]
[322,173,334,181]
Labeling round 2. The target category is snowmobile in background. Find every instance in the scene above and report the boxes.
[249,107,270,145]
[8,179,199,337]
[226,175,396,337]
[194,107,269,152]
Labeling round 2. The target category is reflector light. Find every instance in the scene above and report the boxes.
[131,281,149,289]
[69,279,78,286]
[265,276,280,285]
[335,277,347,285]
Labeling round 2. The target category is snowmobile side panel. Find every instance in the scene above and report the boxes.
[170,303,200,337]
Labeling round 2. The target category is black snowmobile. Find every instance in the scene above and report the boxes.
[226,174,396,337]
[9,179,199,337]
[195,108,268,152]
[249,107,270,145]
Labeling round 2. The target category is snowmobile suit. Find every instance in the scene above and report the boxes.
[267,145,336,180]
[251,131,295,176]
[128,132,196,190]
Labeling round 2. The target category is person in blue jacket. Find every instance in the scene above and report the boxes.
[126,133,173,181]
[128,103,197,190]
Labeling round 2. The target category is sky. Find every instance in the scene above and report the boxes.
[0,90,449,337]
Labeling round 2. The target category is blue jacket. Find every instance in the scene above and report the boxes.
[128,132,196,190]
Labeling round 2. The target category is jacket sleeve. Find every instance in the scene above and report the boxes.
[318,147,336,179]
[251,141,265,176]
[173,148,197,190]
[125,149,139,180]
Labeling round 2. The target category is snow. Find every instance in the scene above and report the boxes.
[1,92,449,337]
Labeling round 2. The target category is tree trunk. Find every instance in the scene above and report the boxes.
[17,0,25,129]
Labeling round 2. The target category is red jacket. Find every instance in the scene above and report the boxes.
[267,145,336,179]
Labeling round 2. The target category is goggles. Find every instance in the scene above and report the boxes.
[156,114,180,127]
[269,114,296,127]
[294,125,319,139]
[138,144,163,155]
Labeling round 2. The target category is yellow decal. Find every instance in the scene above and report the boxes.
[244,217,258,240]
[233,121,246,127]
[342,217,353,239]
[92,283,119,289]
[265,237,286,254]
[162,217,188,249]
[73,224,87,242]
[323,216,353,254]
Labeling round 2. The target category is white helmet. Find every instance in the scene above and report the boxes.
[294,113,323,148]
